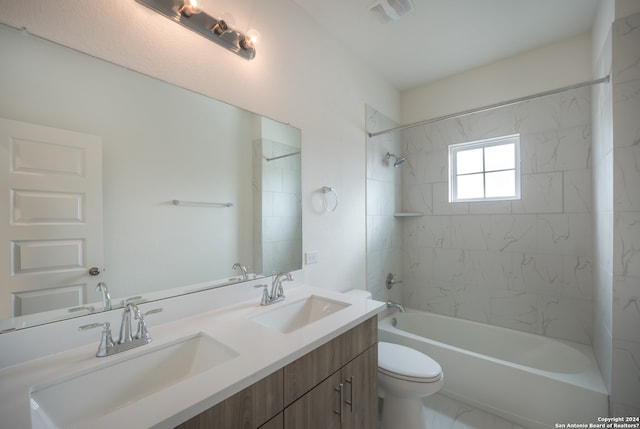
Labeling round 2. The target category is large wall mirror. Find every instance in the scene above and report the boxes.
[0,23,302,332]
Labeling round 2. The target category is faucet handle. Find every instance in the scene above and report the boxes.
[136,307,163,341]
[79,322,109,331]
[254,284,270,306]
[120,296,144,307]
[385,273,402,289]
[79,322,114,357]
[144,308,163,317]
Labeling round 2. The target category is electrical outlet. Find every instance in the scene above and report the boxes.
[305,251,319,265]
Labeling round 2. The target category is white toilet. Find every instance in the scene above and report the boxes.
[378,341,444,429]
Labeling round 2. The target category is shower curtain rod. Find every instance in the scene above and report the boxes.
[368,75,610,138]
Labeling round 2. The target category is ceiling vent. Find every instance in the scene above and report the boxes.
[369,0,415,23]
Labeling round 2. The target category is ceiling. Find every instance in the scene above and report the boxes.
[292,0,601,91]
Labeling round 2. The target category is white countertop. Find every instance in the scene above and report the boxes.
[0,285,384,429]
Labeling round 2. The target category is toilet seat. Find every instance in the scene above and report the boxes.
[378,342,442,383]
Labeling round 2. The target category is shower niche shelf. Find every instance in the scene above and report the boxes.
[394,212,424,217]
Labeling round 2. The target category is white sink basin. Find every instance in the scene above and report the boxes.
[30,333,238,429]
[250,295,351,334]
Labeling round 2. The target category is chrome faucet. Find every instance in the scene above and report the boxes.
[96,282,112,311]
[271,272,292,301]
[255,272,293,306]
[79,304,162,357]
[119,303,140,344]
[232,262,249,280]
[386,300,406,313]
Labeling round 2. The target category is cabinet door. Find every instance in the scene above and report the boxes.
[284,370,343,429]
[342,344,378,429]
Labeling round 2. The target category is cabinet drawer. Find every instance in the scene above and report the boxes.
[283,316,377,406]
[175,368,283,429]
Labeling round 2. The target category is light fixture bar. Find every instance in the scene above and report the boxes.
[135,0,256,60]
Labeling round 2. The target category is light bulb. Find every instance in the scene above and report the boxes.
[241,28,260,50]
[179,0,201,17]
[246,29,260,44]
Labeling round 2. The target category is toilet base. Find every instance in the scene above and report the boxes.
[380,394,425,429]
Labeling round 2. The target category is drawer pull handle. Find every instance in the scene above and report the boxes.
[345,376,354,410]
[334,383,344,424]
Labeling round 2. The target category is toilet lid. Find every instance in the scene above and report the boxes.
[378,342,442,382]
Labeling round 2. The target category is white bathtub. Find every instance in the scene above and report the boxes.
[378,311,609,429]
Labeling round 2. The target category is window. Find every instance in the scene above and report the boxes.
[449,134,520,202]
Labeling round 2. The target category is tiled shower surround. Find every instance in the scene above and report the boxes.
[370,85,595,345]
[368,11,640,414]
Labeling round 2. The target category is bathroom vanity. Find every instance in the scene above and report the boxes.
[0,280,384,429]
[177,316,377,428]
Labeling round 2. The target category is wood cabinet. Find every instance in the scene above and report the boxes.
[174,316,378,429]
[259,413,283,429]
[284,344,377,429]
[175,369,283,429]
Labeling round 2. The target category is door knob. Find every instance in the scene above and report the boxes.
[89,267,102,276]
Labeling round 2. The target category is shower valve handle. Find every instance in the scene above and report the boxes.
[386,273,402,289]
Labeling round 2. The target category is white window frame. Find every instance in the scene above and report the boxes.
[448,134,521,203]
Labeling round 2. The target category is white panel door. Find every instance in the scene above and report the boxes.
[0,117,103,319]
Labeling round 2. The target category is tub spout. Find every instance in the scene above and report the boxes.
[386,300,405,313]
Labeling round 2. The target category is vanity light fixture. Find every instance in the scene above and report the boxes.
[135,0,257,60]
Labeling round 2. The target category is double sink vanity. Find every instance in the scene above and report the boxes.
[0,274,384,428]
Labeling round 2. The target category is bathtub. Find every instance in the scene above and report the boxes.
[378,311,609,429]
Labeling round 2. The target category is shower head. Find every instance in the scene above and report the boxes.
[385,152,407,167]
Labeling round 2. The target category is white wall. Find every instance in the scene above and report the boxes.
[401,32,593,124]
[0,0,400,294]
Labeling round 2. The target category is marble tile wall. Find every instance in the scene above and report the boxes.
[399,86,594,344]
[610,11,640,416]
